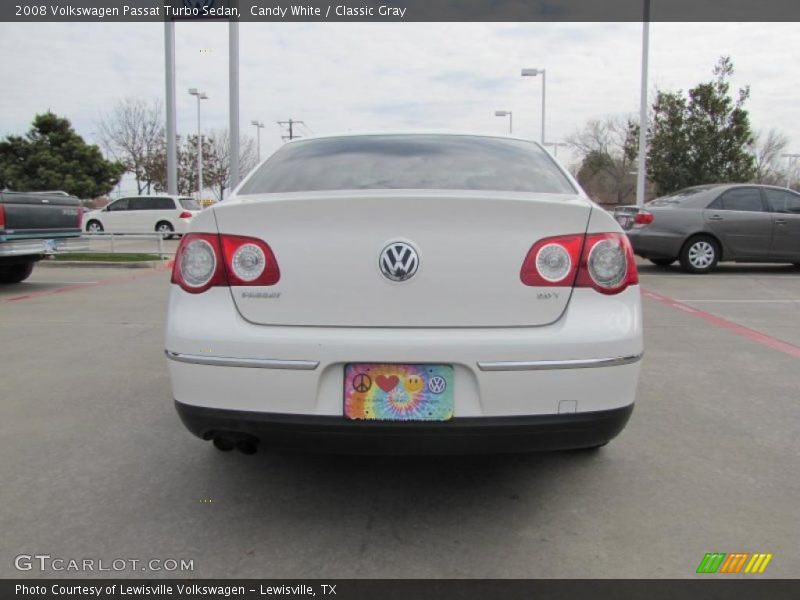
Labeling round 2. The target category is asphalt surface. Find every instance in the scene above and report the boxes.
[1,261,798,578]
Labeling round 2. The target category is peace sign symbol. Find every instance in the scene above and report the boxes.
[352,373,372,393]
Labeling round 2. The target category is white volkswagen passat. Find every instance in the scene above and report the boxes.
[165,133,642,454]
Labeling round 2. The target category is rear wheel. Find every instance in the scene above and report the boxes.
[679,236,720,274]
[156,221,175,240]
[649,258,675,267]
[0,261,35,284]
[86,220,103,233]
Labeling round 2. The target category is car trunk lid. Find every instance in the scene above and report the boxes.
[214,190,593,327]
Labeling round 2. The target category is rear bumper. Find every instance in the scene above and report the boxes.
[0,236,88,258]
[625,229,684,259]
[175,400,634,454]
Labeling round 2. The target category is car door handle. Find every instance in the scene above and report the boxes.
[708,215,724,221]
[774,219,788,225]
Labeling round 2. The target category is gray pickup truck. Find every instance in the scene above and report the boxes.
[0,191,88,283]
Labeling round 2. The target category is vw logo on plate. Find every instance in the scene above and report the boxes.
[379,242,419,282]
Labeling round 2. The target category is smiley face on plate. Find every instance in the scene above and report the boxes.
[404,374,424,393]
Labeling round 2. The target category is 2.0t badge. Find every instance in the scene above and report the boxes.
[379,242,419,282]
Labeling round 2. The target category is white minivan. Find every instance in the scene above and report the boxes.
[85,196,202,237]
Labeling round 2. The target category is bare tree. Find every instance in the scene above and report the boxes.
[97,98,164,195]
[567,117,639,205]
[751,129,789,185]
[205,129,258,201]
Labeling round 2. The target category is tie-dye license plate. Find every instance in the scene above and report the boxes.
[344,364,454,421]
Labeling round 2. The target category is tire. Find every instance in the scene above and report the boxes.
[679,236,720,274]
[86,220,103,234]
[649,258,675,267]
[0,261,35,284]
[156,221,175,240]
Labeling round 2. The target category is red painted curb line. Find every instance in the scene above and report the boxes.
[1,264,170,304]
[642,288,800,360]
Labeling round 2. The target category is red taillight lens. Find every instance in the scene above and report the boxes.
[76,208,83,228]
[521,232,638,295]
[520,234,584,287]
[575,233,638,294]
[633,210,654,226]
[0,204,5,229]
[171,233,227,294]
[220,235,280,286]
[171,233,280,293]
[179,211,193,219]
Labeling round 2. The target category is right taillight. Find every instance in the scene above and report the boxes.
[171,232,280,293]
[521,232,638,295]
[0,204,5,229]
[633,210,654,227]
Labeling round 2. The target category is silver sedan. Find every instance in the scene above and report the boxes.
[615,184,800,273]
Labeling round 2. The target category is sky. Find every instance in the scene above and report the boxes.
[1,21,798,195]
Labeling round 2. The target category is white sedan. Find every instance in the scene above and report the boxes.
[85,195,201,237]
[165,133,642,454]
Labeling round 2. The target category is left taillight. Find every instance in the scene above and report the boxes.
[171,233,227,294]
[76,208,83,228]
[0,204,5,229]
[171,233,280,293]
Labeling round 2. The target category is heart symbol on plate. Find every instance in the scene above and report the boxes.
[376,374,399,392]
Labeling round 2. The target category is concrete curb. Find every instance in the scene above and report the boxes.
[38,260,169,269]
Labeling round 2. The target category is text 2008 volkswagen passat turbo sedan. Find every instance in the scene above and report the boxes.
[165,133,643,454]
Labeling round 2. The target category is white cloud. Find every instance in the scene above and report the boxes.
[1,20,798,191]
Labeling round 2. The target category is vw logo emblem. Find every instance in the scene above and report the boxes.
[379,242,419,282]
[428,376,447,394]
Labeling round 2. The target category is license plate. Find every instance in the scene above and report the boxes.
[344,363,454,421]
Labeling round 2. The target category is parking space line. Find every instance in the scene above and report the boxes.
[1,267,168,304]
[28,280,99,285]
[643,289,800,359]
[674,299,800,304]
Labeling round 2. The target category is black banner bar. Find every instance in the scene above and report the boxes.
[4,579,800,600]
[3,0,800,23]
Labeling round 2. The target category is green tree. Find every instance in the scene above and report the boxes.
[647,56,755,194]
[0,112,124,198]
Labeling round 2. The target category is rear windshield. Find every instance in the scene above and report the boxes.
[179,198,202,210]
[238,135,576,195]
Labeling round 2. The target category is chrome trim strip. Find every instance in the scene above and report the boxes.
[477,353,643,372]
[165,350,319,371]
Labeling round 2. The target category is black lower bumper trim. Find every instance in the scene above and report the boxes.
[175,401,634,454]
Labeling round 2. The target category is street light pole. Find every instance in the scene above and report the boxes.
[164,22,177,195]
[229,21,241,192]
[251,121,265,161]
[188,88,208,201]
[521,68,546,145]
[636,0,651,207]
[494,110,513,134]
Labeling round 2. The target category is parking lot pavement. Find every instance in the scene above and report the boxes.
[0,265,798,579]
